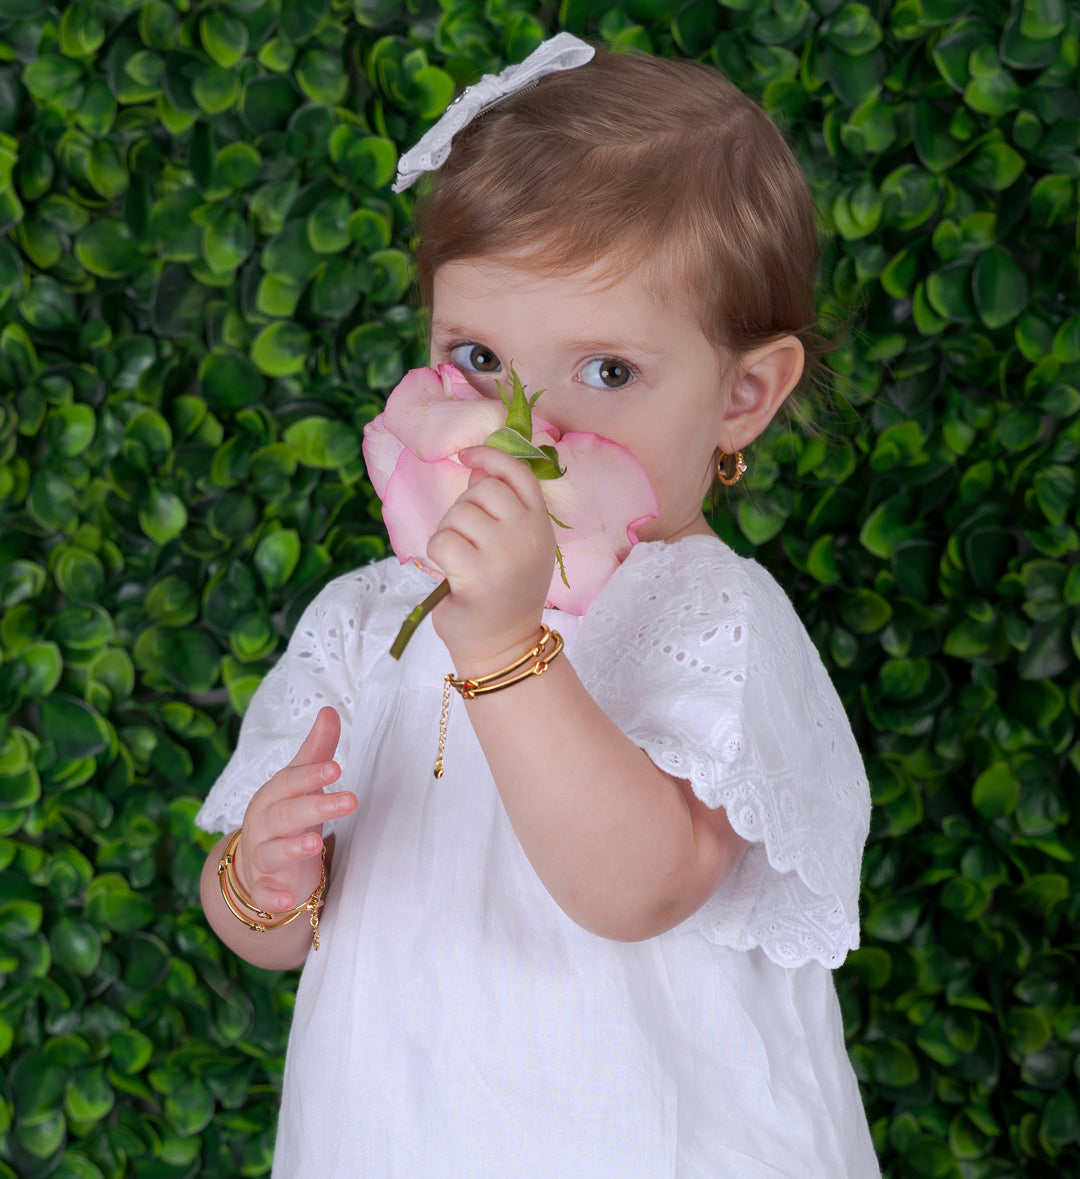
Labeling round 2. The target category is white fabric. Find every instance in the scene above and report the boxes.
[197,535,879,1178]
[392,33,595,192]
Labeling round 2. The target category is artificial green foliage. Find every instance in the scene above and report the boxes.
[1,0,1078,1175]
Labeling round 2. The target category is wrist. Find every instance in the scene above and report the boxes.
[444,622,548,681]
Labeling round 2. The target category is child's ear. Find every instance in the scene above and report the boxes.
[718,335,804,453]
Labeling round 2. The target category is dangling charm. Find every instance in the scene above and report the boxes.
[716,450,747,486]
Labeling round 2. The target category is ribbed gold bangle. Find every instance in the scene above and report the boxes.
[217,828,327,950]
[433,626,564,779]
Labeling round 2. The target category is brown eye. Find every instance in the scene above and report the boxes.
[451,343,502,373]
[582,358,635,389]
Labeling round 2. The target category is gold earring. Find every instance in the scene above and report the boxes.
[716,451,747,486]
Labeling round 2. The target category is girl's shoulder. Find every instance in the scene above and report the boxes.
[274,554,441,695]
[587,533,811,654]
[308,553,433,613]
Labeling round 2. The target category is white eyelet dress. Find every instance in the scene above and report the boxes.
[197,535,880,1179]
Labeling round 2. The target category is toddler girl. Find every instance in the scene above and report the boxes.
[198,35,879,1178]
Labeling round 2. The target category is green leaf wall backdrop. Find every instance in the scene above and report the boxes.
[1,0,1078,1175]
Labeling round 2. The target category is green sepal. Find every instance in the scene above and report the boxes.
[497,364,544,435]
[483,428,564,479]
[484,365,563,477]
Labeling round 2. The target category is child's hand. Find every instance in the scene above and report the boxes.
[427,445,555,672]
[233,706,357,912]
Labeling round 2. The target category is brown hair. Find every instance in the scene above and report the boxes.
[413,45,824,383]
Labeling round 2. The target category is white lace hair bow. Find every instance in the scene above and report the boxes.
[392,32,595,193]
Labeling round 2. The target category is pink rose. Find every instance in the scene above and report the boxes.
[362,364,657,615]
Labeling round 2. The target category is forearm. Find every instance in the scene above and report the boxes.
[461,653,746,941]
[200,833,320,971]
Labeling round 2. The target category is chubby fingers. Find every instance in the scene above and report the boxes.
[261,705,344,809]
[457,445,549,509]
[239,706,357,906]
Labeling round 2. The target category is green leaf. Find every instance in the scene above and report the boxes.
[284,417,360,468]
[307,194,353,254]
[839,588,892,633]
[409,65,455,119]
[868,1038,919,1087]
[60,3,105,57]
[87,140,127,200]
[864,896,921,941]
[199,348,265,410]
[193,62,240,114]
[51,1154,106,1179]
[123,932,171,989]
[50,917,101,976]
[1018,621,1071,679]
[280,0,328,44]
[879,658,931,701]
[964,57,1021,115]
[200,10,249,68]
[0,898,42,938]
[967,142,1025,191]
[47,404,95,457]
[737,496,789,545]
[833,180,883,240]
[258,38,297,72]
[254,530,301,589]
[165,1078,214,1136]
[262,220,320,282]
[972,246,1029,329]
[251,322,312,377]
[203,207,254,273]
[368,248,412,303]
[242,76,299,135]
[107,1028,153,1074]
[926,260,976,322]
[972,763,1019,817]
[133,626,221,694]
[348,207,392,251]
[52,547,104,600]
[16,642,62,700]
[64,1066,114,1124]
[19,278,78,330]
[1014,873,1069,915]
[329,129,397,188]
[844,946,892,988]
[1041,1088,1080,1151]
[913,100,969,172]
[85,873,155,933]
[23,56,84,103]
[39,697,110,763]
[296,48,348,105]
[214,142,262,189]
[75,219,142,278]
[139,487,188,545]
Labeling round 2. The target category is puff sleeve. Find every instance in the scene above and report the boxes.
[574,537,871,968]
[194,559,406,834]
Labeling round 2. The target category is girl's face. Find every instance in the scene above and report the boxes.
[431,258,744,546]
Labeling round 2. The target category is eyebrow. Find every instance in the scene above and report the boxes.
[430,320,667,358]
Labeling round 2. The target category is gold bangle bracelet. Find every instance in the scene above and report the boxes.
[217,828,327,950]
[433,626,564,779]
[448,625,564,699]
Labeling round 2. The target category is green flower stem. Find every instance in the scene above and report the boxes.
[390,578,451,660]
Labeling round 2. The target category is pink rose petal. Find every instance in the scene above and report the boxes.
[543,432,658,613]
[383,365,504,462]
[381,448,469,576]
[361,412,404,499]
